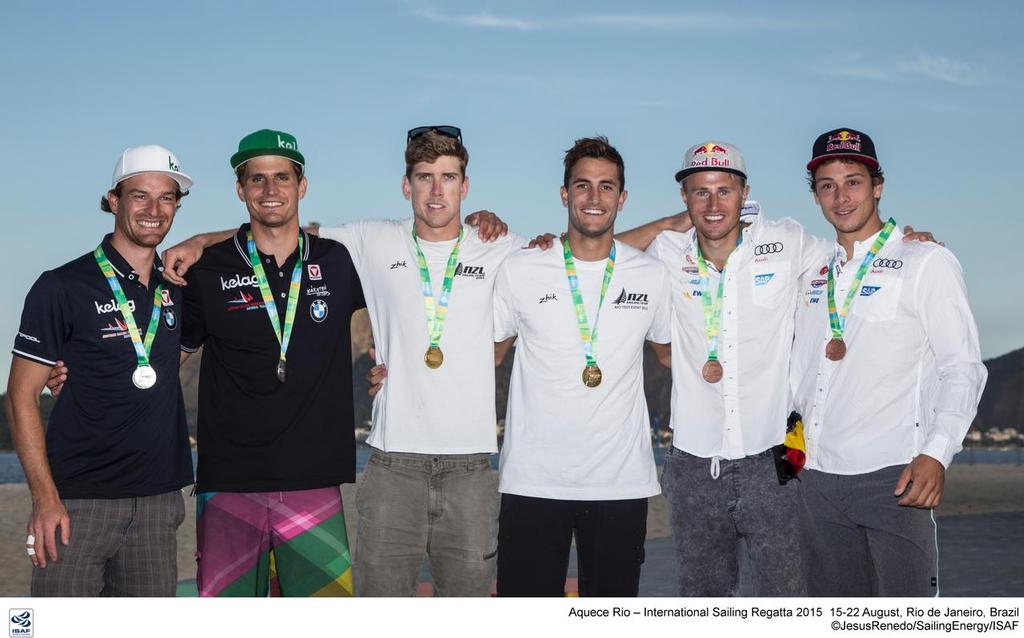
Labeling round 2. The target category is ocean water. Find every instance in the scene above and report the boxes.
[0,446,1018,485]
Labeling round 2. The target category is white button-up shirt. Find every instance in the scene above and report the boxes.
[791,224,987,474]
[648,216,827,459]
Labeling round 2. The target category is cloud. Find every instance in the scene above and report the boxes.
[414,7,541,30]
[413,7,809,32]
[819,50,989,86]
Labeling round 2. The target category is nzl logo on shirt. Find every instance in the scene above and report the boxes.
[455,262,485,279]
[8,608,32,636]
[754,273,775,286]
[612,287,649,310]
[860,285,882,297]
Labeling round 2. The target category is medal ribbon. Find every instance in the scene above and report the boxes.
[94,245,164,368]
[412,225,464,349]
[246,230,304,371]
[694,230,744,362]
[562,237,616,368]
[826,217,897,339]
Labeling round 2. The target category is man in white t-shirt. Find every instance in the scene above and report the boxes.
[493,136,671,596]
[316,127,525,596]
[791,128,986,596]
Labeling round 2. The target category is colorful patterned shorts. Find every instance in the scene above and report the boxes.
[196,486,353,597]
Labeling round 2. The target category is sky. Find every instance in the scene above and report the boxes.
[2,0,1022,388]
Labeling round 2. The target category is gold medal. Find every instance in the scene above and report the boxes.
[825,338,846,361]
[701,359,723,384]
[424,346,444,369]
[582,364,603,388]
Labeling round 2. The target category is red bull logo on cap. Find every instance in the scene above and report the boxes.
[689,142,732,169]
[693,142,729,155]
[826,130,862,152]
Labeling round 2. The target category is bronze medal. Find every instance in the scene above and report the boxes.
[582,364,603,388]
[701,359,723,384]
[825,338,847,361]
[424,346,444,369]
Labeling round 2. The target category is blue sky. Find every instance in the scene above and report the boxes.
[2,1,1022,387]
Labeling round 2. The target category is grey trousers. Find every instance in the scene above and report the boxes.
[354,451,498,597]
[797,466,939,597]
[31,490,185,597]
[661,447,806,596]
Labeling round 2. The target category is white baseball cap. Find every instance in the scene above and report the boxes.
[111,145,192,192]
[675,141,747,183]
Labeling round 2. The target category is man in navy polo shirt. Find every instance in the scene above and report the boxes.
[179,129,366,597]
[6,145,194,596]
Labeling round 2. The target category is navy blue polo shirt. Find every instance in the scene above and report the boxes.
[181,224,366,493]
[12,235,194,499]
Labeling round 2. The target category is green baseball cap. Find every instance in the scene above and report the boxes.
[230,129,305,170]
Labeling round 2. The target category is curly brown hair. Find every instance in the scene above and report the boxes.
[405,130,469,178]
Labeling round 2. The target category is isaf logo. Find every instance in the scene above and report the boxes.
[612,287,649,310]
[9,608,33,637]
[455,262,485,279]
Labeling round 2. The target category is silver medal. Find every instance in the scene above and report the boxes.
[132,364,158,389]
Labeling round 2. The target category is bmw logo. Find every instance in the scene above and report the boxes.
[310,299,329,322]
[163,308,177,330]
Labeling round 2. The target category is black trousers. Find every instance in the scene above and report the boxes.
[496,493,647,597]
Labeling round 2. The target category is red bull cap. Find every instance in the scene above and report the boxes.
[807,127,879,172]
[675,140,747,183]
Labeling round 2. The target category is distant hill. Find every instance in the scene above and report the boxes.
[2,341,1021,450]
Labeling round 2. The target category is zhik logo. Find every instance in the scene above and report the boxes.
[389,260,407,270]
[539,293,557,304]
[9,608,32,637]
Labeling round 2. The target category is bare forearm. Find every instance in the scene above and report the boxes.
[6,394,59,503]
[616,212,690,251]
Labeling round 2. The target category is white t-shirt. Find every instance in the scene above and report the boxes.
[493,240,671,500]
[647,217,827,459]
[321,218,525,454]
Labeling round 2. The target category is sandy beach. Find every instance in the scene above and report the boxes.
[1,463,1021,597]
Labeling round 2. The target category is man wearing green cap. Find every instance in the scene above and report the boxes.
[177,129,367,597]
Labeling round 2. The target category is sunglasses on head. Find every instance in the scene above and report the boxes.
[407,125,462,144]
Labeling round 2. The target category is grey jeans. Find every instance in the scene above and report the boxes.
[661,447,806,596]
[354,450,498,596]
[797,466,939,597]
[31,490,185,597]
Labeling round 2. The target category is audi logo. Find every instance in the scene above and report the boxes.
[754,242,784,256]
[872,258,903,269]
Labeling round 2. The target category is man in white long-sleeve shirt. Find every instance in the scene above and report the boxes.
[791,127,987,596]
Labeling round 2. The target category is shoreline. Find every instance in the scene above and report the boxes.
[0,463,1021,596]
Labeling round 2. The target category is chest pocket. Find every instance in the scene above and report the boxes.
[751,262,791,308]
[850,274,902,322]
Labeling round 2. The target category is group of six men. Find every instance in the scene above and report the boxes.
[6,124,986,598]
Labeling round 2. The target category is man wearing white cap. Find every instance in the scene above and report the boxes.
[620,141,938,596]
[6,145,194,596]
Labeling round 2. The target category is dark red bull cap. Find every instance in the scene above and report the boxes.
[807,127,879,172]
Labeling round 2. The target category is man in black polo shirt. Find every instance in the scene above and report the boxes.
[6,145,194,596]
[180,129,365,597]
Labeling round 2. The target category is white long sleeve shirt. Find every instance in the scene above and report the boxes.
[647,216,827,459]
[790,224,988,473]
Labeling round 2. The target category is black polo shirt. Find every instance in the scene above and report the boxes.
[11,235,194,499]
[181,224,366,493]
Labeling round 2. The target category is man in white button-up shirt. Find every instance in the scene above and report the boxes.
[791,128,987,596]
[637,142,825,596]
